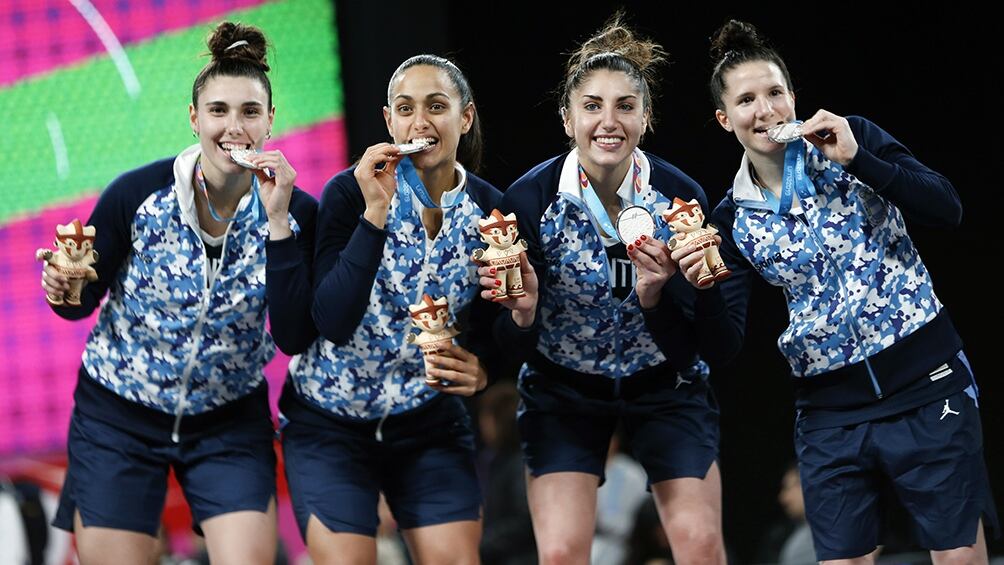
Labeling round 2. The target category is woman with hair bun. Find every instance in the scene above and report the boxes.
[485,14,737,564]
[704,18,997,563]
[40,21,315,564]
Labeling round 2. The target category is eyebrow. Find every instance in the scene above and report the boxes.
[581,94,638,102]
[204,100,266,107]
[733,84,786,101]
[393,92,451,102]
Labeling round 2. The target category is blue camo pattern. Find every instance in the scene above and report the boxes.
[536,184,675,377]
[732,144,942,376]
[291,191,488,419]
[83,187,298,414]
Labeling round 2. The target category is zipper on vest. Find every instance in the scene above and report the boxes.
[172,226,231,442]
[379,212,442,441]
[794,212,883,399]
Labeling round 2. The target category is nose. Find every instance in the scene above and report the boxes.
[600,106,617,130]
[754,96,774,119]
[225,110,244,135]
[412,107,431,131]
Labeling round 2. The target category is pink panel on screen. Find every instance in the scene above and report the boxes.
[0,0,267,86]
[0,118,346,455]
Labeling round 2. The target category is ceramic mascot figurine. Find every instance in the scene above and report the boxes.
[662,197,731,287]
[35,219,99,306]
[407,294,459,385]
[472,209,528,302]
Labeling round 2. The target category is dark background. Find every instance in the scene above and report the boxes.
[336,2,999,559]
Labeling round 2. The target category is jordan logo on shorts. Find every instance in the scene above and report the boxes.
[675,374,692,389]
[940,399,960,420]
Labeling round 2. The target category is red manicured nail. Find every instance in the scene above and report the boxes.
[627,244,634,251]
[494,279,502,287]
[640,235,648,241]
[489,267,497,275]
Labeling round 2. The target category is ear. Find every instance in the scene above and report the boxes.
[383,106,394,139]
[561,107,573,138]
[268,105,275,131]
[642,108,652,133]
[460,101,475,134]
[715,109,732,132]
[189,103,198,136]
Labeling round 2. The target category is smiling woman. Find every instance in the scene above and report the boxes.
[481,13,739,565]
[37,20,318,565]
[270,54,505,565]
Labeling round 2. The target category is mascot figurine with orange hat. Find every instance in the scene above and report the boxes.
[662,198,730,288]
[35,219,99,306]
[472,209,528,302]
[406,294,460,385]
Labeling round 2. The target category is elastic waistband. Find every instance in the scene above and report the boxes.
[524,352,706,401]
[792,310,963,410]
[279,378,464,433]
[74,366,271,443]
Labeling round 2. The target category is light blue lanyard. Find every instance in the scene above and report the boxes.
[762,139,816,214]
[396,157,463,219]
[578,154,642,241]
[194,160,262,223]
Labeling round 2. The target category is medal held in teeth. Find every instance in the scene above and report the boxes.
[396,137,435,155]
[228,146,274,178]
[766,122,804,144]
[229,147,260,169]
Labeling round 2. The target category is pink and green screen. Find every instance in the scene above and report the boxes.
[0,0,348,454]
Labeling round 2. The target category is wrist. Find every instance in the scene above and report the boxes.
[512,308,535,329]
[638,291,660,309]
[363,205,389,229]
[268,218,293,240]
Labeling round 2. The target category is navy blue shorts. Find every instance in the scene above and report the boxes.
[53,407,277,536]
[280,389,481,538]
[797,379,998,558]
[517,360,719,485]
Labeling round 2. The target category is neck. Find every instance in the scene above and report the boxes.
[200,162,253,210]
[581,157,631,206]
[748,151,785,196]
[416,162,457,205]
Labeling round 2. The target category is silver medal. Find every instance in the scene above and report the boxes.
[396,139,432,155]
[766,122,804,144]
[616,205,655,244]
[229,148,260,169]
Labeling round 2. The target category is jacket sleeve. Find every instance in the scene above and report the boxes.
[643,180,745,369]
[453,179,516,389]
[490,183,547,365]
[310,171,389,345]
[844,115,961,228]
[266,188,320,355]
